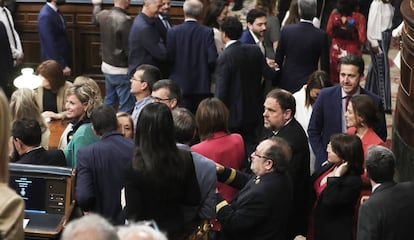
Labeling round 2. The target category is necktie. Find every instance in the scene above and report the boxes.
[3,8,17,48]
[162,17,170,29]
[344,95,352,111]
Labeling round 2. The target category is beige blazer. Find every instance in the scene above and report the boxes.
[0,184,24,240]
[35,81,73,113]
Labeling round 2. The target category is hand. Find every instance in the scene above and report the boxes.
[42,111,65,120]
[91,0,102,5]
[63,66,71,76]
[334,162,349,177]
[360,195,370,205]
[216,163,224,173]
[371,46,380,54]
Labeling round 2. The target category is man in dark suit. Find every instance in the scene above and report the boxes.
[308,54,387,170]
[215,16,275,165]
[239,9,266,51]
[11,118,66,166]
[216,137,293,240]
[167,0,217,113]
[155,0,171,42]
[38,0,71,76]
[128,0,167,77]
[275,0,329,93]
[357,145,414,240]
[262,88,310,239]
[76,105,134,224]
[0,21,13,97]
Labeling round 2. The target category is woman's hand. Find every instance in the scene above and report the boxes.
[334,162,349,177]
[216,163,224,173]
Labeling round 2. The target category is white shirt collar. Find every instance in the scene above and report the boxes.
[248,29,261,44]
[341,87,361,98]
[224,40,237,49]
[47,2,58,12]
[372,183,382,193]
[300,19,313,24]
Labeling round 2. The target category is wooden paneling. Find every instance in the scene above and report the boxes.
[15,2,184,79]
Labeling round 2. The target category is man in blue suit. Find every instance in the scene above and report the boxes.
[239,9,267,54]
[215,16,276,163]
[308,54,387,170]
[167,0,217,113]
[128,0,167,77]
[38,0,71,76]
[274,0,329,93]
[76,105,134,224]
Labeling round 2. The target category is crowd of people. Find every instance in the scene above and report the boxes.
[0,0,412,239]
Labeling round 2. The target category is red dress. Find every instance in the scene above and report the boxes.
[327,10,367,83]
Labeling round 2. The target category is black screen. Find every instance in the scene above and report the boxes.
[9,176,47,214]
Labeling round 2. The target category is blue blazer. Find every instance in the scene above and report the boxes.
[239,30,256,45]
[38,4,71,68]
[76,132,134,224]
[308,86,387,170]
[275,22,329,93]
[167,20,217,95]
[128,12,167,77]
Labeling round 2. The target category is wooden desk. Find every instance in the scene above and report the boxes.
[48,120,69,150]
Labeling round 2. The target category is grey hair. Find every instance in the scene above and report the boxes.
[366,145,395,183]
[298,0,316,20]
[183,0,203,18]
[61,214,119,240]
[117,223,168,240]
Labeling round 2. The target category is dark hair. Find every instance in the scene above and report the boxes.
[37,60,65,93]
[350,94,379,129]
[196,97,229,140]
[336,0,357,16]
[264,137,291,173]
[220,16,243,40]
[12,118,42,146]
[90,105,117,136]
[330,133,364,175]
[366,145,395,183]
[152,79,182,104]
[203,0,229,29]
[136,64,162,92]
[298,0,317,20]
[339,54,365,76]
[305,70,331,107]
[246,9,266,25]
[172,107,197,144]
[134,103,188,185]
[266,88,296,116]
[285,0,300,26]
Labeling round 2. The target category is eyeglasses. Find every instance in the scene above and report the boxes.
[130,77,145,82]
[249,151,273,162]
[151,95,172,102]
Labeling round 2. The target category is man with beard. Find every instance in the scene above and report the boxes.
[240,9,267,56]
[38,0,72,76]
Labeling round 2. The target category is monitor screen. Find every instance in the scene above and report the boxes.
[9,176,47,214]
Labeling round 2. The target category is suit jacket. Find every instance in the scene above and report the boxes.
[0,184,24,240]
[310,163,362,240]
[38,4,71,68]
[262,118,310,237]
[308,86,387,170]
[76,132,134,224]
[128,12,167,77]
[216,168,292,240]
[16,147,66,167]
[357,181,414,240]
[215,41,266,132]
[167,20,217,95]
[0,21,13,95]
[239,29,256,45]
[275,21,329,93]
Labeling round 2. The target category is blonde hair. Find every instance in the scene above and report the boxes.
[0,89,11,183]
[73,76,103,102]
[66,84,103,118]
[10,88,48,134]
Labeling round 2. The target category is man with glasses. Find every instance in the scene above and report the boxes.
[215,137,293,240]
[151,79,181,110]
[262,88,310,239]
[130,64,161,128]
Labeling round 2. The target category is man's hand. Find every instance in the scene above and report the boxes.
[63,66,71,76]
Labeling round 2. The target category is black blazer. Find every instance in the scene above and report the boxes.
[357,181,414,240]
[16,147,66,167]
[310,163,362,240]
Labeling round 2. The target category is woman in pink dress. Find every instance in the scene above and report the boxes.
[326,0,366,83]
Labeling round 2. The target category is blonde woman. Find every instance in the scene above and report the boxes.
[0,89,25,240]
[10,88,50,149]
